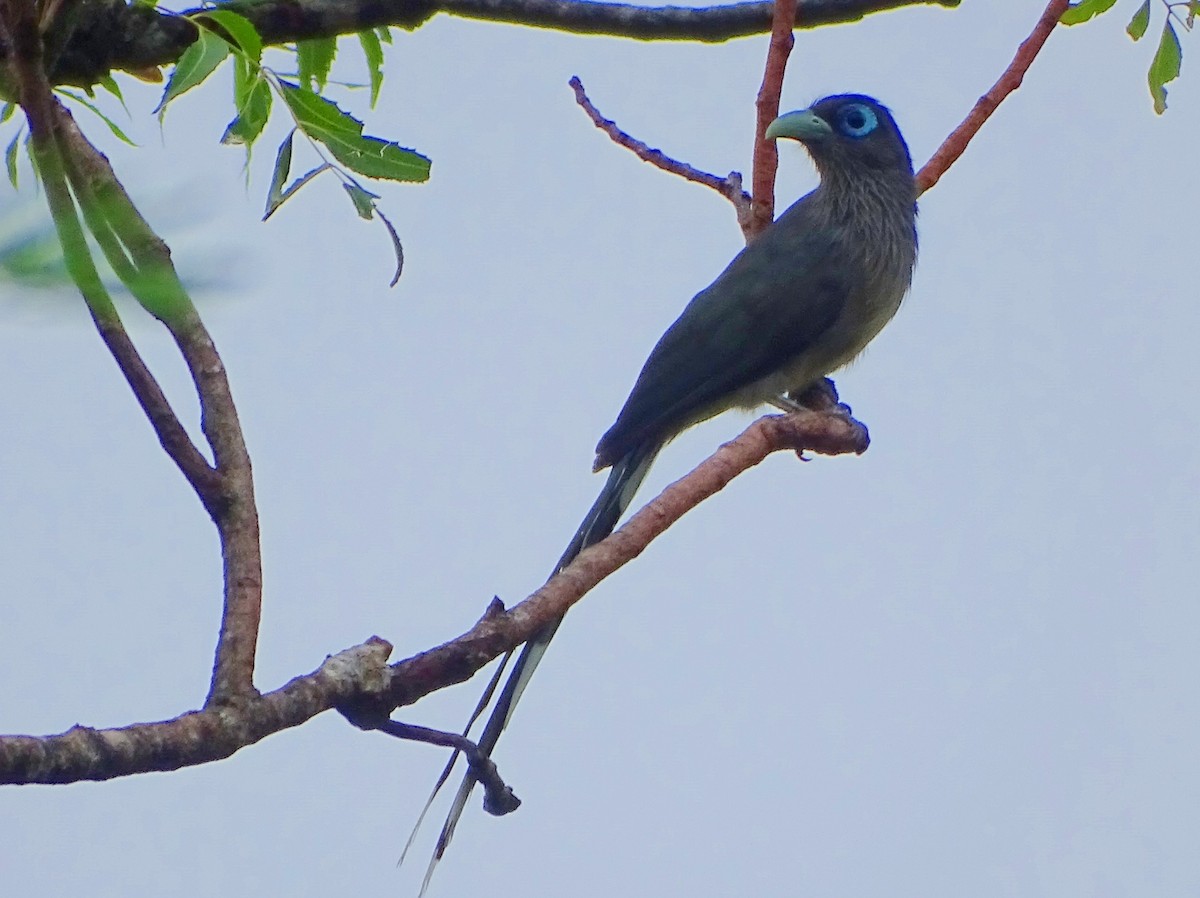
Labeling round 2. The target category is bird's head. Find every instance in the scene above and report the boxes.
[766,94,913,182]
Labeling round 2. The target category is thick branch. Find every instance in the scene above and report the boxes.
[0,641,393,783]
[0,408,864,784]
[27,0,958,87]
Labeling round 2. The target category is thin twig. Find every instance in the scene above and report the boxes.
[748,0,797,238]
[916,0,1069,194]
[568,75,751,218]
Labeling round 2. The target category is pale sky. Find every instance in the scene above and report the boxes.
[3,2,1199,896]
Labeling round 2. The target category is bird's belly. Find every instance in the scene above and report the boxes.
[729,284,905,410]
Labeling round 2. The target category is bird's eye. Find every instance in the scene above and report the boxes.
[836,103,878,139]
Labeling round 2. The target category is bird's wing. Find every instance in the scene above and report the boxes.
[596,212,852,465]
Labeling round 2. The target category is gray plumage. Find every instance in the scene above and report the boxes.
[414,94,918,889]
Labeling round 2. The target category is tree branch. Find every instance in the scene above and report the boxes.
[24,0,959,87]
[569,74,752,218]
[915,0,1069,194]
[380,406,869,709]
[0,407,865,784]
[748,0,796,237]
[49,109,265,706]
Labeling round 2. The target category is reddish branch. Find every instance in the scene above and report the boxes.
[915,0,1070,194]
[749,0,798,237]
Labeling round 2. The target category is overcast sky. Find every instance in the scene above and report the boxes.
[3,2,1199,896]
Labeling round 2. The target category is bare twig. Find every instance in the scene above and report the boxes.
[916,0,1069,194]
[569,75,752,218]
[748,0,797,238]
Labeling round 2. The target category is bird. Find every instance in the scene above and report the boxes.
[412,93,918,888]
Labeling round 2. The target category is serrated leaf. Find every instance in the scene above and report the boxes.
[1148,20,1182,114]
[6,129,21,188]
[264,130,296,218]
[279,83,430,182]
[1060,0,1118,25]
[342,181,379,219]
[221,75,272,147]
[297,37,337,91]
[1127,0,1151,40]
[58,89,137,145]
[155,28,229,115]
[358,29,384,107]
[198,9,263,65]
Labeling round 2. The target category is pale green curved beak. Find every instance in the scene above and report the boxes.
[765,109,832,142]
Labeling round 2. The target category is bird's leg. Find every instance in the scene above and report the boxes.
[785,376,853,415]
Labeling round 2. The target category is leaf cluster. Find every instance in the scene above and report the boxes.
[1061,0,1190,112]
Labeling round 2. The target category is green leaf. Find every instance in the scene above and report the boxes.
[221,73,272,147]
[376,26,392,45]
[155,28,229,115]
[97,75,129,115]
[1127,0,1151,40]
[297,37,337,91]
[264,130,296,218]
[265,163,330,220]
[198,9,263,65]
[1148,20,1182,114]
[58,89,137,145]
[1060,0,1118,25]
[279,83,430,182]
[1,101,15,124]
[6,129,21,188]
[358,29,384,107]
[342,181,379,219]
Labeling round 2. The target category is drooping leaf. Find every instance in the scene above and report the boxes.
[1,102,14,123]
[155,28,229,114]
[1127,0,1151,40]
[297,37,337,91]
[1060,0,1118,25]
[279,82,430,182]
[199,9,263,65]
[1148,20,1182,114]
[358,29,384,107]
[377,208,404,286]
[5,129,21,188]
[97,75,129,115]
[58,90,137,145]
[342,181,379,219]
[264,129,296,218]
[221,73,272,147]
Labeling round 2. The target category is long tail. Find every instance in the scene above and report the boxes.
[409,441,661,892]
